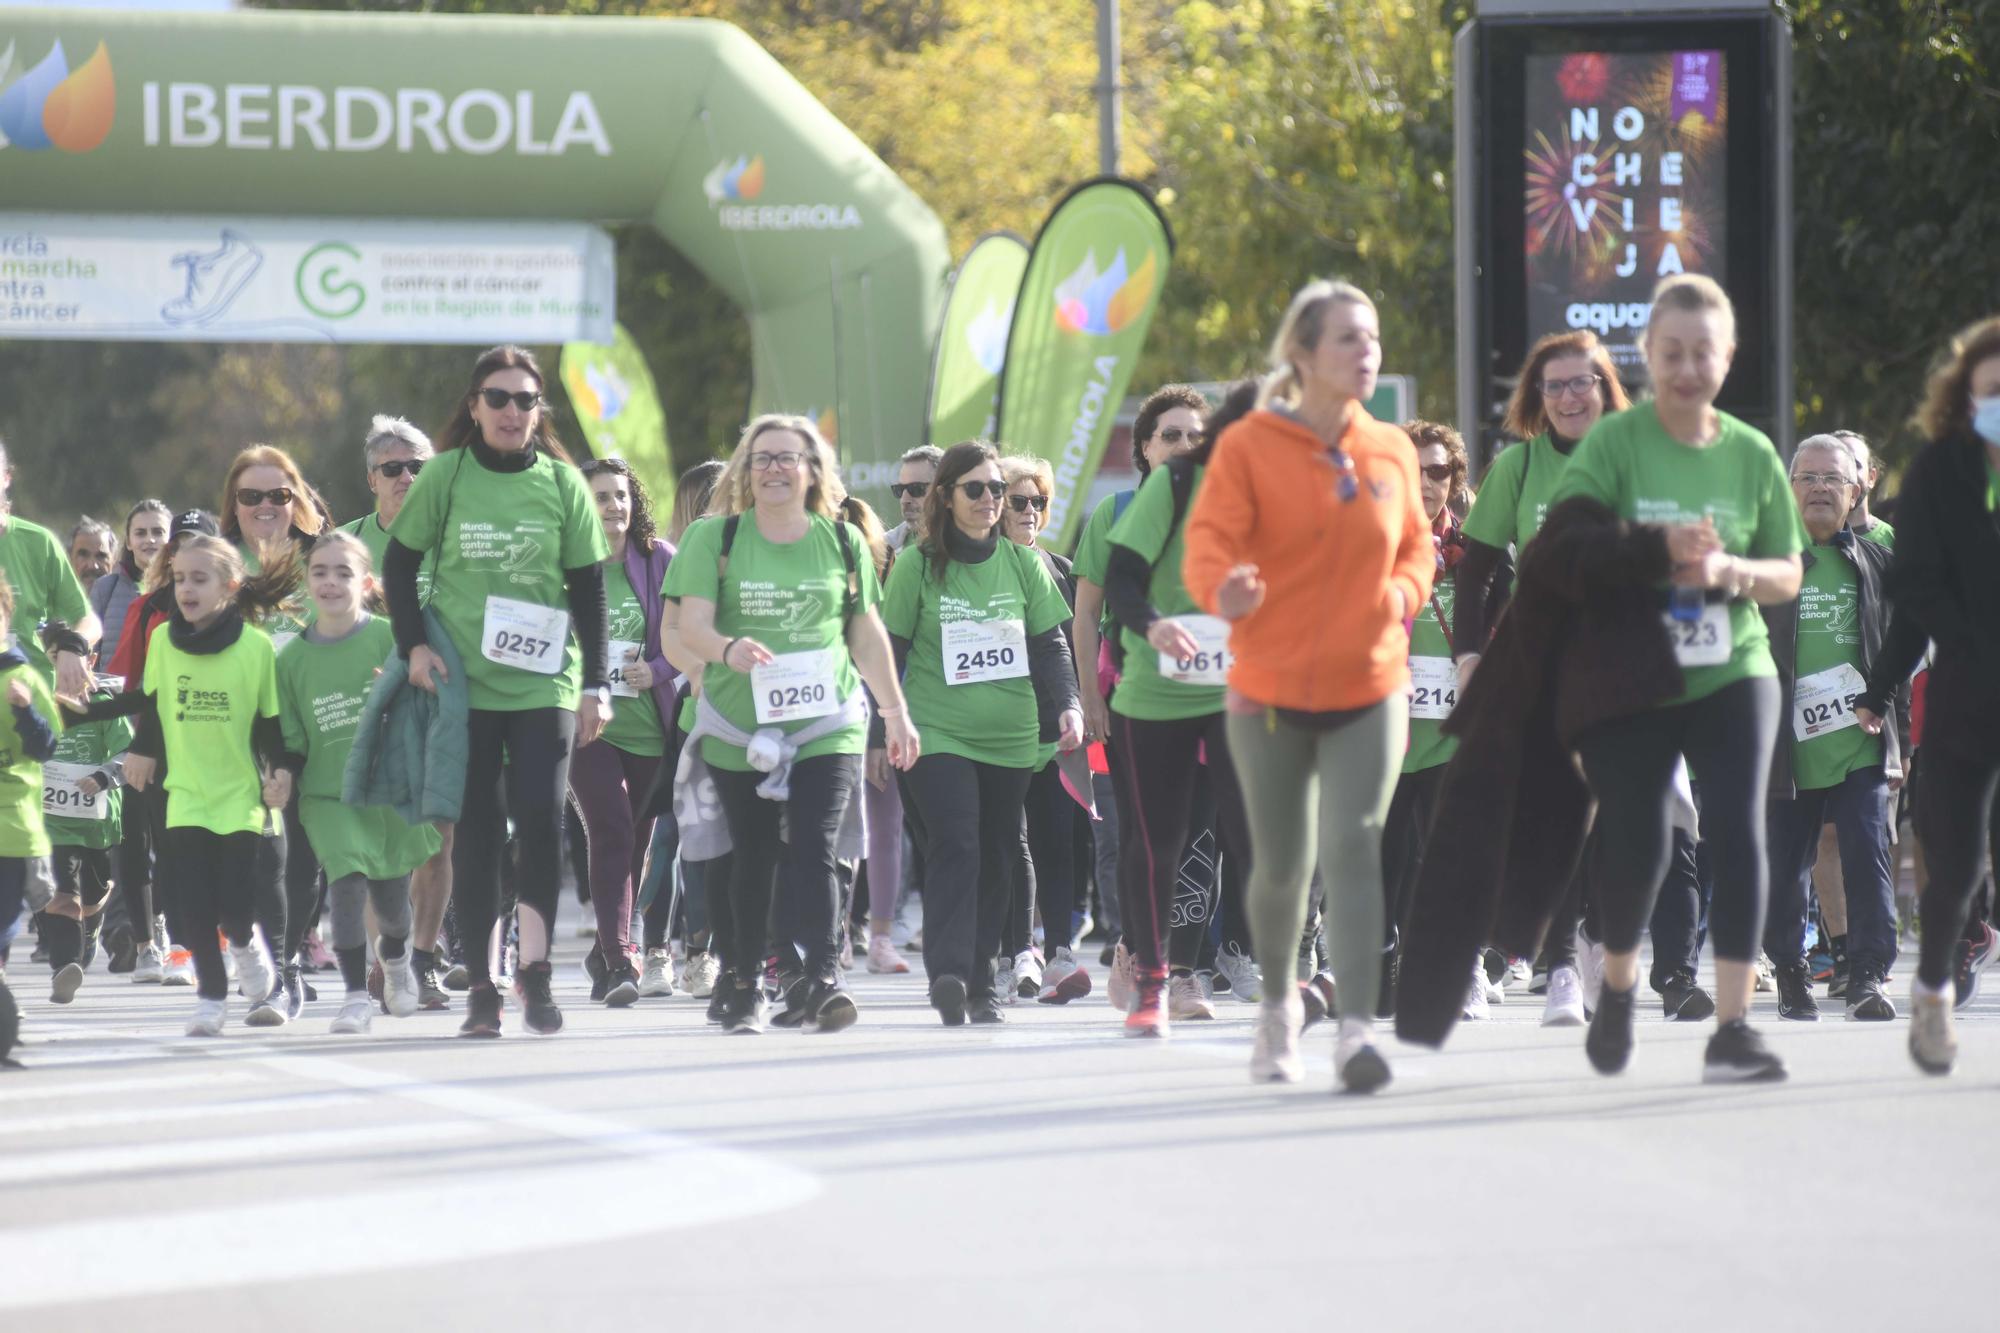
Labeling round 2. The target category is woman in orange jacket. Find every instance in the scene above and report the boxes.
[1182,278,1433,1093]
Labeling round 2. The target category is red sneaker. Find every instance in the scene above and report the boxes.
[1124,972,1169,1038]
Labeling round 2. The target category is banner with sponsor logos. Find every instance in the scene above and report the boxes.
[561,322,674,516]
[0,212,613,343]
[926,231,1028,448]
[994,179,1173,549]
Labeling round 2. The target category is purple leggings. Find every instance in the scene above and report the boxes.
[568,738,662,966]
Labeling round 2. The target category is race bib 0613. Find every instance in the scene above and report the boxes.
[1158,614,1232,687]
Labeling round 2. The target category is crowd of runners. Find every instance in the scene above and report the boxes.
[1,272,1996,1091]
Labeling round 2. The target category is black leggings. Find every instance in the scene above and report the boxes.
[161,827,260,1000]
[1007,759,1078,957]
[42,847,113,969]
[710,752,860,984]
[456,706,577,985]
[1382,762,1446,947]
[114,792,154,935]
[902,753,1033,994]
[1575,676,1778,964]
[1915,658,2000,989]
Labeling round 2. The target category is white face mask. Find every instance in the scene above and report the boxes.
[1973,395,2000,447]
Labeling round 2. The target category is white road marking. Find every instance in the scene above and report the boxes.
[1,1118,482,1185]
[0,1089,362,1135]
[0,1069,263,1104]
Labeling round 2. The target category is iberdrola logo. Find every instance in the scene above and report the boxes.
[0,39,116,153]
[1052,247,1157,336]
[703,154,766,204]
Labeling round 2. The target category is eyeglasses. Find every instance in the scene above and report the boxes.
[1325,448,1358,502]
[374,459,425,479]
[1155,427,1201,445]
[1791,472,1854,490]
[477,388,542,412]
[888,482,930,499]
[1420,463,1456,483]
[957,480,1008,501]
[1540,374,1604,400]
[748,451,806,472]
[236,487,295,508]
[1007,494,1049,514]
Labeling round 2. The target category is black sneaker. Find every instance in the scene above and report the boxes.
[1586,982,1637,1074]
[1299,978,1330,1033]
[968,990,1005,1025]
[1827,935,1850,999]
[1774,961,1820,1021]
[803,978,858,1033]
[584,947,608,1002]
[706,967,735,1025]
[1846,967,1897,1021]
[1952,922,1998,1010]
[930,974,968,1027]
[1658,969,1716,1022]
[105,922,137,974]
[720,981,766,1034]
[1375,946,1398,1021]
[416,964,451,1011]
[603,959,640,1008]
[515,961,563,1034]
[769,973,813,1029]
[1702,1019,1787,1083]
[459,982,502,1038]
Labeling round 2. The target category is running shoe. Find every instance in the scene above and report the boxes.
[132,942,164,984]
[1124,973,1168,1038]
[184,997,226,1038]
[584,947,609,1002]
[1953,921,1998,1009]
[516,961,563,1034]
[1578,925,1605,1017]
[1037,946,1092,1004]
[1528,964,1550,996]
[1250,991,1304,1084]
[330,994,373,1035]
[1909,980,1956,1075]
[1334,1021,1392,1095]
[1701,1019,1787,1083]
[1846,966,1896,1021]
[706,968,734,1024]
[368,960,385,1007]
[770,973,813,1028]
[381,946,419,1019]
[105,922,136,974]
[802,977,858,1033]
[459,982,503,1038]
[930,974,968,1027]
[1809,948,1835,984]
[280,964,306,1021]
[303,933,336,973]
[1167,971,1215,1020]
[639,948,675,997]
[1585,982,1637,1075]
[721,982,767,1034]
[1753,954,1777,992]
[1658,969,1716,1022]
[1540,963,1586,1027]
[1774,960,1820,1021]
[1478,966,1505,1007]
[1299,978,1329,1034]
[1013,949,1042,1000]
[968,989,1006,1025]
[243,980,288,1028]
[1107,940,1135,1013]
[1303,973,1336,1031]
[992,955,1017,1006]
[162,946,195,987]
[49,962,83,1005]
[1374,946,1398,1020]
[416,963,451,1011]
[604,957,641,1009]
[865,935,911,975]
[1215,942,1263,1004]
[1462,959,1491,1022]
[839,924,855,973]
[442,962,471,991]
[685,951,721,998]
[1502,957,1532,991]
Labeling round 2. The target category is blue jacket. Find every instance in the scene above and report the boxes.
[344,607,468,826]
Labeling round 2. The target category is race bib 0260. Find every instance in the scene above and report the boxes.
[1158,615,1232,687]
[1409,655,1457,721]
[941,618,1028,686]
[752,649,841,724]
[1662,603,1731,668]
[481,596,569,676]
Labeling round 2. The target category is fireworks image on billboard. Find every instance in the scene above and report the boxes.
[1523,50,1728,373]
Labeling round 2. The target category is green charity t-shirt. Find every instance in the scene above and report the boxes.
[599,560,663,758]
[1403,572,1460,774]
[278,615,442,880]
[664,513,879,773]
[238,538,314,649]
[387,448,610,713]
[341,510,433,604]
[1070,490,1127,586]
[45,688,131,851]
[144,620,278,835]
[1790,544,1881,791]
[1107,463,1223,722]
[882,537,1068,769]
[1553,404,1805,706]
[1462,433,1572,550]
[0,658,59,856]
[0,517,90,687]
[1856,518,1895,550]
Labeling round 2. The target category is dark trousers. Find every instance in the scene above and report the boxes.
[114,791,154,935]
[1007,759,1078,957]
[569,738,662,966]
[1382,763,1447,946]
[162,827,259,1000]
[902,753,1033,994]
[42,847,113,969]
[1915,659,2000,989]
[456,706,577,984]
[711,752,860,983]
[1766,764,1897,976]
[1648,828,1709,986]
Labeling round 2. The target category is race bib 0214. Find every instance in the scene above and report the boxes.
[1409,655,1457,721]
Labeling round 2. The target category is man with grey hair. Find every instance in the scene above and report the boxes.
[883,444,942,553]
[0,436,100,699]
[66,516,117,588]
[1832,429,1894,548]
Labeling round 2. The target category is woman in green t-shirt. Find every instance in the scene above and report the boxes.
[667,415,917,1035]
[1549,275,1806,1084]
[882,441,1083,1027]
[384,345,613,1040]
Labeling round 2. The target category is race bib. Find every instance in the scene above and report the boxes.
[1409,655,1457,721]
[1662,603,1731,667]
[94,674,124,694]
[608,639,644,699]
[942,618,1028,686]
[1793,662,1868,742]
[1158,615,1233,687]
[753,649,841,724]
[481,596,569,676]
[43,761,109,822]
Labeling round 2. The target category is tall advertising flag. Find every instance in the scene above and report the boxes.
[994,180,1173,549]
[927,231,1029,446]
[561,322,675,515]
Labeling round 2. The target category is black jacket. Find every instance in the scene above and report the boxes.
[1759,529,1903,798]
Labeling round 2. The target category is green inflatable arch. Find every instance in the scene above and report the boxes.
[0,7,949,494]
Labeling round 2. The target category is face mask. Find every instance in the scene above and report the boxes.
[1974,395,2000,446]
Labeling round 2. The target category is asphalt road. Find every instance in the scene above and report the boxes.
[3,930,1993,1331]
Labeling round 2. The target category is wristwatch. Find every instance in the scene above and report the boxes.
[589,685,612,710]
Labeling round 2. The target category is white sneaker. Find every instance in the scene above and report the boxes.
[185,997,226,1037]
[50,962,84,1005]
[380,944,419,1018]
[1462,961,1491,1021]
[1250,991,1304,1083]
[1503,957,1532,990]
[1334,1017,1392,1093]
[639,947,675,997]
[161,947,195,987]
[1013,949,1042,1000]
[1579,929,1606,1016]
[1168,972,1216,1020]
[132,942,164,984]
[329,994,373,1034]
[1541,962,1586,1027]
[1910,979,1956,1075]
[992,955,1018,1005]
[866,935,912,975]
[231,930,276,1006]
[1037,946,1092,1003]
[1214,942,1263,1003]
[684,951,720,998]
[1479,965,1505,1006]
[1754,953,1777,993]
[1108,940,1135,1013]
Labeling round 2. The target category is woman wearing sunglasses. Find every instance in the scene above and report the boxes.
[385,345,612,1038]
[883,441,1083,1025]
[1183,279,1433,1092]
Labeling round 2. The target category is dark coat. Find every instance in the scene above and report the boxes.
[1396,496,1682,1049]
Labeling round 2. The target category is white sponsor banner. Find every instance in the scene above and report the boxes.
[0,213,614,344]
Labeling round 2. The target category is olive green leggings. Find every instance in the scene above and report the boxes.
[1226,697,1405,1020]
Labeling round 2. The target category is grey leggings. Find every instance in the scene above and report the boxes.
[1227,698,1404,1020]
[329,873,413,953]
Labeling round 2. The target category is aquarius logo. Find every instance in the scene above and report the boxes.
[702,154,766,204]
[0,39,116,153]
[1052,248,1157,337]
[965,297,1013,377]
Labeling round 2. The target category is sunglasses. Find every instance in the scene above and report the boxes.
[1155,427,1201,445]
[236,487,295,508]
[1007,494,1049,514]
[957,480,1008,501]
[1325,448,1358,503]
[1420,463,1455,483]
[477,388,543,412]
[374,459,425,479]
[888,482,930,500]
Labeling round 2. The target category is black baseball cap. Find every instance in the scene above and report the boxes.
[171,509,219,540]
